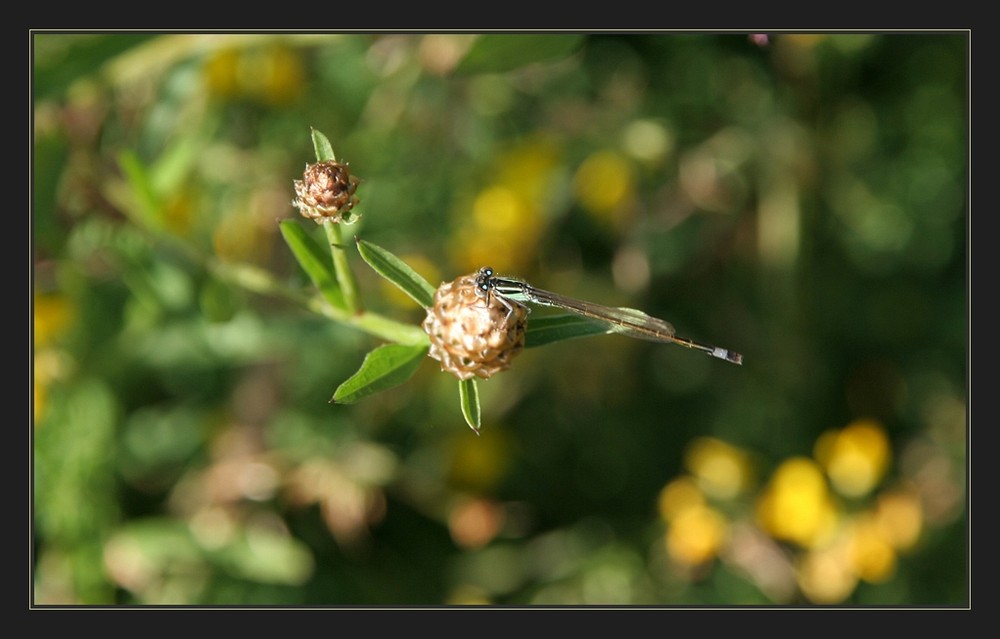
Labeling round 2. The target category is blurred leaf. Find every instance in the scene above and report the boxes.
[33,133,69,256]
[332,343,429,404]
[278,220,346,309]
[33,34,155,100]
[311,127,336,162]
[524,313,612,348]
[149,133,202,195]
[213,529,314,586]
[459,378,481,434]
[456,34,584,74]
[117,149,163,230]
[356,238,436,309]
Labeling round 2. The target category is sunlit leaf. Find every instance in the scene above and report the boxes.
[356,238,437,309]
[311,128,336,162]
[524,313,612,348]
[278,220,345,309]
[456,34,584,74]
[459,377,481,434]
[332,343,429,404]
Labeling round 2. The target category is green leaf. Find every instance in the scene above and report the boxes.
[459,378,481,434]
[311,128,336,162]
[332,343,429,404]
[149,133,201,196]
[456,34,584,74]
[356,238,437,309]
[117,150,162,230]
[525,313,612,348]
[278,220,346,309]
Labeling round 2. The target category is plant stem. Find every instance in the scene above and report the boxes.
[324,219,362,314]
[210,260,428,346]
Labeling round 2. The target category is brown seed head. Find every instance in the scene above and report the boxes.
[293,160,360,224]
[423,272,528,380]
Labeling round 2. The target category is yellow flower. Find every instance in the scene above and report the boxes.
[796,545,858,604]
[756,457,839,548]
[665,503,728,566]
[204,45,305,105]
[684,437,752,500]
[451,185,542,274]
[573,150,635,226]
[246,45,305,106]
[872,488,923,551]
[657,476,705,522]
[204,48,242,98]
[450,135,563,274]
[845,516,896,584]
[34,293,74,349]
[815,419,891,498]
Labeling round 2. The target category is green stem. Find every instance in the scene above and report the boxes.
[324,219,362,314]
[210,259,428,346]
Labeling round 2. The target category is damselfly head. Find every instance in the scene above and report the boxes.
[475,267,495,297]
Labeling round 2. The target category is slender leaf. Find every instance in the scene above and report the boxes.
[459,378,481,434]
[311,128,336,162]
[332,343,429,404]
[524,313,612,348]
[278,220,346,309]
[356,238,437,309]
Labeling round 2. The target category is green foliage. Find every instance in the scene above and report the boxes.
[32,32,968,607]
[355,238,436,309]
[278,220,346,310]
[459,377,481,434]
[332,343,429,404]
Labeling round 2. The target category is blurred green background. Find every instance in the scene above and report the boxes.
[32,32,967,606]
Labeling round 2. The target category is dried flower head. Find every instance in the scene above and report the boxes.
[293,160,360,224]
[423,270,528,380]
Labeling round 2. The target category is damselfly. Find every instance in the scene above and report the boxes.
[474,267,743,365]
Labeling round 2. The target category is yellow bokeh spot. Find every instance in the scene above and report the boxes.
[657,476,705,522]
[797,546,857,604]
[34,293,74,348]
[846,517,896,584]
[473,186,530,234]
[34,377,47,423]
[446,428,512,494]
[573,151,635,220]
[756,457,839,548]
[203,48,242,98]
[873,488,923,551]
[162,189,196,237]
[494,135,563,205]
[453,184,543,274]
[684,437,752,500]
[203,45,305,105]
[212,210,272,266]
[666,503,728,567]
[243,45,306,106]
[815,419,891,498]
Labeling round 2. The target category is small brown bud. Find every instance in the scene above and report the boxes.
[422,271,528,380]
[292,160,360,224]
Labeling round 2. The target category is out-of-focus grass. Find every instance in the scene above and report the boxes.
[32,32,967,606]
